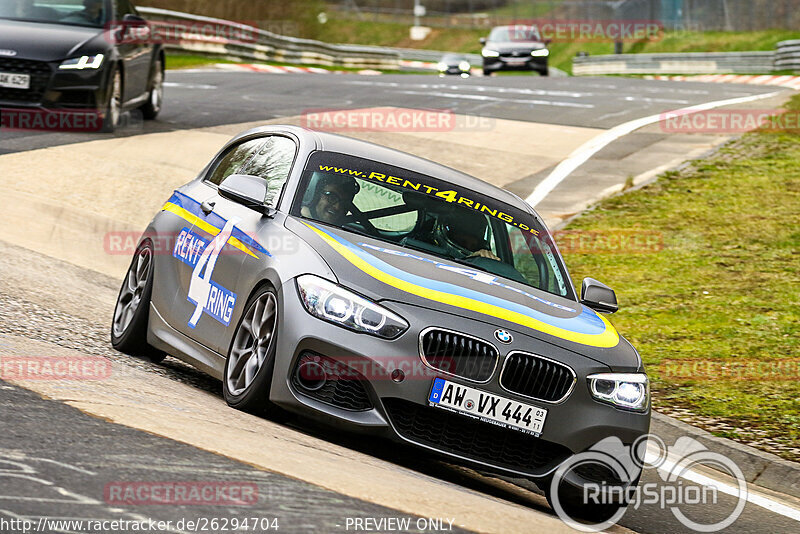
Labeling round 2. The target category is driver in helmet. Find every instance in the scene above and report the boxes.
[301,174,360,226]
[436,209,500,261]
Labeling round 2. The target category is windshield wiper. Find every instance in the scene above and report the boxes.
[449,257,497,276]
[398,240,498,276]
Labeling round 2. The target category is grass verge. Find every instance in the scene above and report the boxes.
[165,54,238,70]
[560,95,800,460]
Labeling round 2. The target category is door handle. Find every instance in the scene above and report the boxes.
[200,200,216,215]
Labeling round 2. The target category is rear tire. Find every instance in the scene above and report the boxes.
[223,286,282,417]
[111,239,166,363]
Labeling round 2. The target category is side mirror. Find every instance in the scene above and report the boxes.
[122,13,148,27]
[479,37,487,45]
[218,174,272,216]
[581,277,618,314]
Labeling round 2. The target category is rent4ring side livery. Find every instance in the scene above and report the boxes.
[111,125,650,520]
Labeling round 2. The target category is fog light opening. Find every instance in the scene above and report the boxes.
[296,361,327,391]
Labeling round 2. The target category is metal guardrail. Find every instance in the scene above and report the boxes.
[573,51,778,76]
[393,48,483,65]
[137,7,400,70]
[775,40,800,72]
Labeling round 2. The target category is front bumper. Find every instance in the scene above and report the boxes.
[483,56,547,73]
[0,57,108,111]
[269,281,650,480]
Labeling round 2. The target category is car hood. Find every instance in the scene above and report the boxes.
[0,19,105,61]
[289,218,640,369]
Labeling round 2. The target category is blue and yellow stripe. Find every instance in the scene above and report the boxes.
[163,191,269,259]
[305,222,619,348]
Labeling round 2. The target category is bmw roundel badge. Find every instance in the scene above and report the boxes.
[494,329,513,344]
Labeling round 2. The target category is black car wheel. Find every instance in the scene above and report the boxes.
[223,286,282,416]
[140,58,163,120]
[111,239,166,362]
[539,67,549,76]
[102,67,122,132]
[483,68,492,76]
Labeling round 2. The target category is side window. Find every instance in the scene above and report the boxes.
[205,139,266,186]
[241,136,297,207]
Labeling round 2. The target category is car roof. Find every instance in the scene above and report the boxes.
[230,125,534,214]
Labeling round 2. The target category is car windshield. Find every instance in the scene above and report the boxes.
[293,151,573,299]
[0,0,108,28]
[442,54,466,63]
[489,25,542,42]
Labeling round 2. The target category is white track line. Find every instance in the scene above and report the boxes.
[646,447,800,523]
[525,90,785,207]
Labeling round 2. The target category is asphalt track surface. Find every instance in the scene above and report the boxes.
[0,71,783,154]
[1,71,798,534]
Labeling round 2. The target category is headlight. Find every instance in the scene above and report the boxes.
[59,54,105,70]
[531,48,550,57]
[481,48,500,58]
[458,61,471,71]
[436,62,447,72]
[296,274,408,339]
[587,373,649,412]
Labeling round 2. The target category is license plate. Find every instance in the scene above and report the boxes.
[428,377,547,436]
[0,72,30,89]
[503,58,528,64]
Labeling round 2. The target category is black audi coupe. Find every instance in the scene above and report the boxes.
[0,0,163,131]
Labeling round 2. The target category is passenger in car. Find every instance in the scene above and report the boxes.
[301,174,360,226]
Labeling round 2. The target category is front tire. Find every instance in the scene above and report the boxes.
[140,57,163,120]
[223,286,281,416]
[102,67,122,132]
[111,239,166,362]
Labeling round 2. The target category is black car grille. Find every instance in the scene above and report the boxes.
[500,51,530,58]
[420,329,497,382]
[384,398,571,474]
[500,352,575,402]
[0,58,51,103]
[291,352,373,411]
